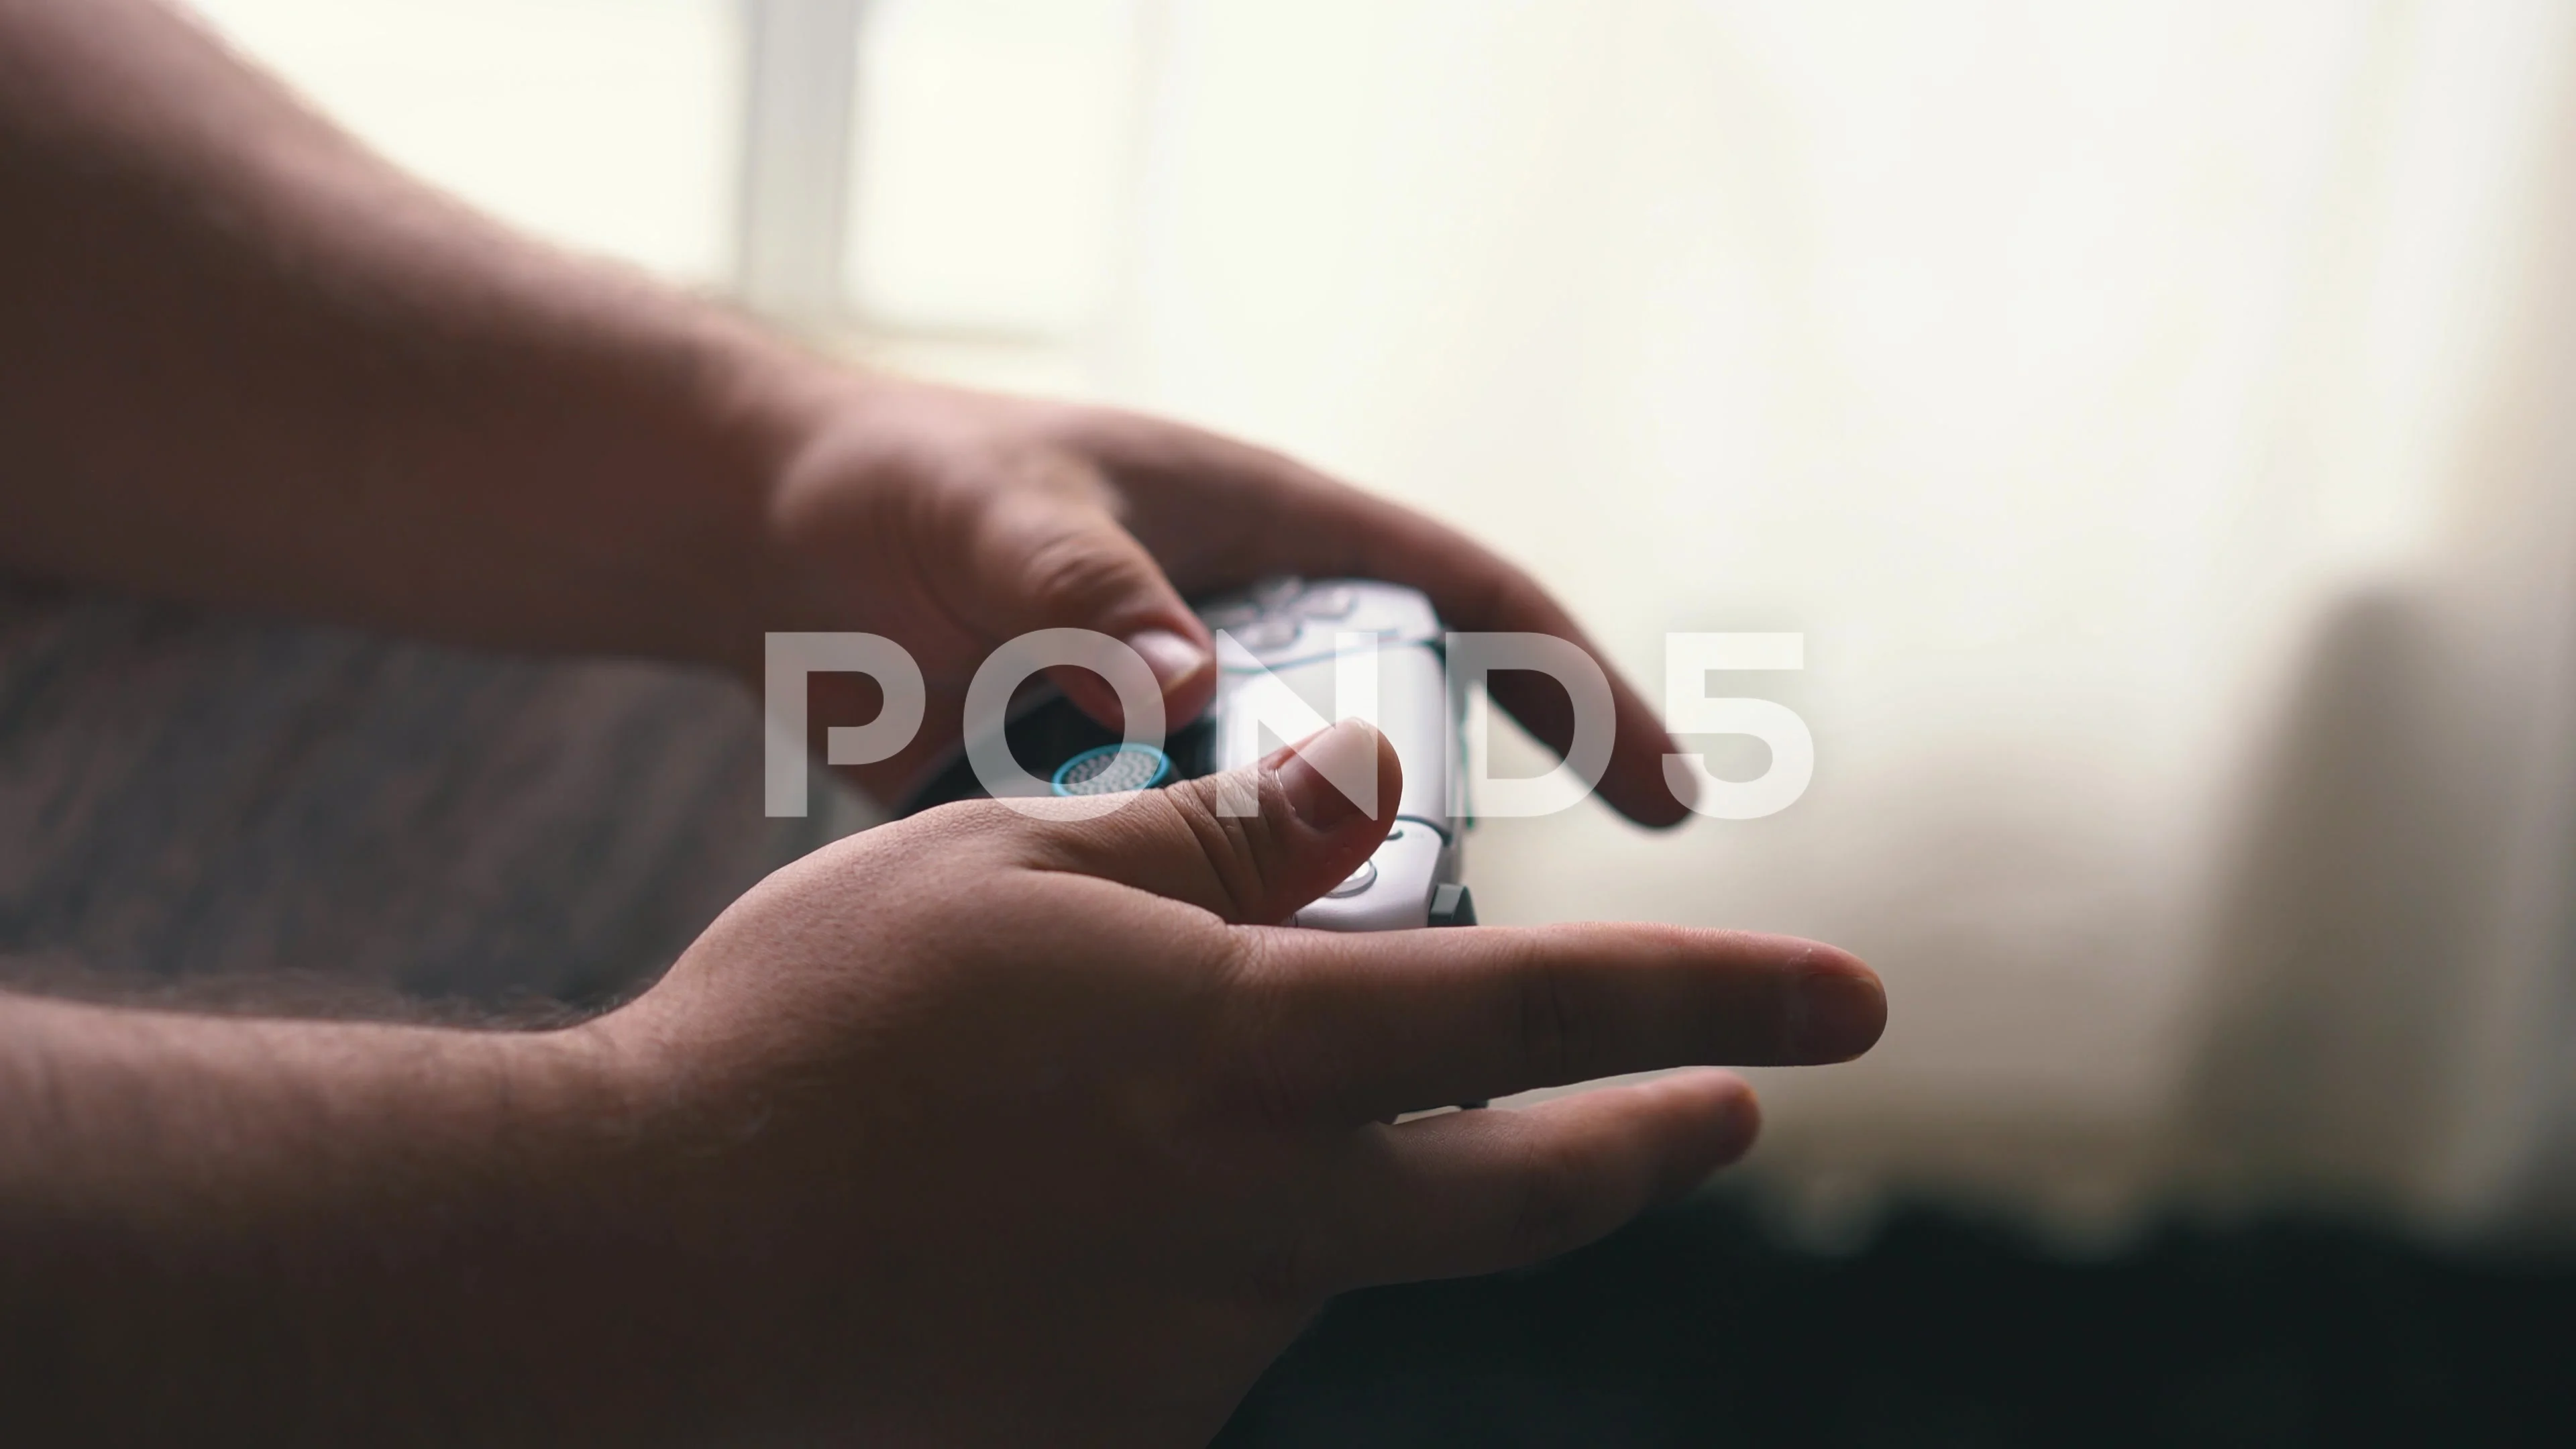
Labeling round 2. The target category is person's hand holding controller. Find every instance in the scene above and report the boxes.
[745,372,1694,820]
[555,718,1882,1444]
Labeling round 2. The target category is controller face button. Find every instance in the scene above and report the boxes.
[1051,743,1173,796]
[1326,859,1377,898]
[1293,585,1356,619]
[1227,616,1301,652]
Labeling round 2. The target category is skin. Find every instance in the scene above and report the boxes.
[0,1,1887,1442]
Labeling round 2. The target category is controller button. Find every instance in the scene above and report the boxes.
[1293,585,1356,619]
[1229,616,1301,652]
[1326,859,1377,898]
[1051,743,1173,796]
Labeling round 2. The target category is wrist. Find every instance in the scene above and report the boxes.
[629,325,847,681]
[395,1018,765,1440]
[0,996,712,1441]
[521,1003,850,1433]
[660,331,975,688]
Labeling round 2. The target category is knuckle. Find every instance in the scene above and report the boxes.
[1018,525,1154,622]
[1202,934,1324,1134]
[1161,780,1283,924]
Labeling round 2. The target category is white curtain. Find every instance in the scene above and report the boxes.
[1079,0,2576,1247]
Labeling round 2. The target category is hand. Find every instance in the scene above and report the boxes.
[578,720,1882,1444]
[755,375,1690,820]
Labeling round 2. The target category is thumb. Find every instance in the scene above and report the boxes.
[963,481,1217,729]
[1018,717,1402,925]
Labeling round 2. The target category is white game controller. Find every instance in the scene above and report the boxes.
[1197,578,1472,930]
[904,577,1474,932]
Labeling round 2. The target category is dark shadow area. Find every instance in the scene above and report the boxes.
[1218,1195,2575,1448]
[2180,586,2508,1209]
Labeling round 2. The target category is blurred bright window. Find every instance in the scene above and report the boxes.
[183,0,1141,341]
[848,0,1143,336]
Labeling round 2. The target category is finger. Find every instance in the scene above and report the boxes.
[1076,419,1689,826]
[1346,510,1685,830]
[1314,1071,1759,1289]
[1016,716,1401,925]
[1228,923,1883,1122]
[951,462,1219,729]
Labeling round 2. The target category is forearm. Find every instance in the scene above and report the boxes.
[0,991,694,1443]
[0,0,836,669]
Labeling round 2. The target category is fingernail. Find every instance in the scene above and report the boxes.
[1275,717,1379,829]
[1787,964,1886,1063]
[1125,629,1212,694]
